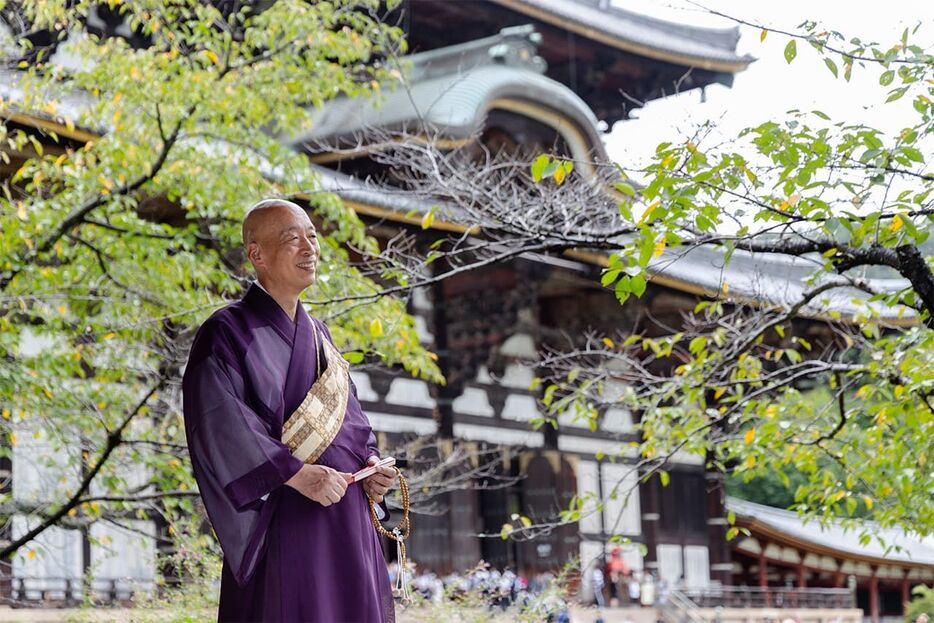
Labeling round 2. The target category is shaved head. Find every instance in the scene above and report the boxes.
[241,198,320,299]
[242,198,307,247]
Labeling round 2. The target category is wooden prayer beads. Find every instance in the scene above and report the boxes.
[367,467,411,602]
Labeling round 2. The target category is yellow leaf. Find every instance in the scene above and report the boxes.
[653,238,667,258]
[130,66,140,80]
[43,388,53,399]
[639,201,660,223]
[713,387,726,400]
[427,352,438,361]
[721,282,730,295]
[27,550,36,560]
[788,194,801,206]
[894,384,904,399]
[553,166,566,185]
[863,495,873,510]
[890,214,903,232]
[760,29,768,42]
[743,455,756,469]
[420,210,435,230]
[602,337,615,348]
[103,332,116,340]
[33,430,41,440]
[9,434,17,446]
[67,508,77,517]
[744,428,756,445]
[1,408,9,419]
[90,501,100,513]
[17,203,27,221]
[661,154,676,168]
[58,305,67,315]
[369,318,383,338]
[205,50,220,65]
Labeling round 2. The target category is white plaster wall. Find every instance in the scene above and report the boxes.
[601,462,641,536]
[577,460,602,534]
[452,386,494,417]
[385,378,435,409]
[657,543,683,582]
[684,545,710,588]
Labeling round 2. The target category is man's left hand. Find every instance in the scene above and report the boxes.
[362,456,397,504]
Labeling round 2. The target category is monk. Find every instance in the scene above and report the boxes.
[183,198,396,622]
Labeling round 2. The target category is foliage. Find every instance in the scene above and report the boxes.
[534,20,934,539]
[906,584,934,623]
[0,0,439,569]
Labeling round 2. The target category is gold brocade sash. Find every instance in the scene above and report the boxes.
[281,323,350,464]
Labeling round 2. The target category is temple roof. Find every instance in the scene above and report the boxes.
[728,497,934,568]
[490,0,753,72]
[290,26,607,163]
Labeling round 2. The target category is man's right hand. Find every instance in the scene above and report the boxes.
[285,464,353,507]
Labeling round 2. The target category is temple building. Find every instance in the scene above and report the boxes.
[1,2,930,621]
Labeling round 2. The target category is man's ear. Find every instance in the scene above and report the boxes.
[247,241,263,267]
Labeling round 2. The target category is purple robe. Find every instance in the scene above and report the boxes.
[183,284,394,622]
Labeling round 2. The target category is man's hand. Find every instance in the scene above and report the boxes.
[362,456,397,504]
[285,464,353,507]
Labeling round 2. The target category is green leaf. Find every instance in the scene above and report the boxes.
[879,70,895,86]
[886,87,908,103]
[823,58,838,78]
[630,274,647,297]
[615,182,636,197]
[784,40,797,63]
[343,351,365,364]
[531,154,549,182]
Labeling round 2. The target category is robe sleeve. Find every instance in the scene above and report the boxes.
[183,316,303,584]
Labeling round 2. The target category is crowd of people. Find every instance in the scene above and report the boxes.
[589,547,672,608]
[385,550,677,620]
[387,561,572,620]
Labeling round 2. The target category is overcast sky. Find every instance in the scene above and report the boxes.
[605,0,934,169]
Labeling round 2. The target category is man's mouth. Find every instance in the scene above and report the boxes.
[297,261,316,271]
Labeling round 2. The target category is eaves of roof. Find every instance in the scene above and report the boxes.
[728,497,934,570]
[490,0,755,73]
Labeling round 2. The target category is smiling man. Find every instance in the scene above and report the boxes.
[182,198,396,622]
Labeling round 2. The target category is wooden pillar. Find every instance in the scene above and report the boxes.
[639,465,660,575]
[757,538,768,588]
[430,273,455,439]
[901,569,911,615]
[796,550,807,589]
[704,466,732,585]
[869,567,880,623]
[832,560,845,588]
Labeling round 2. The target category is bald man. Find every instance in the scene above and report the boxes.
[183,199,396,622]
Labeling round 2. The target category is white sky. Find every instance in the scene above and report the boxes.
[605,0,934,168]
